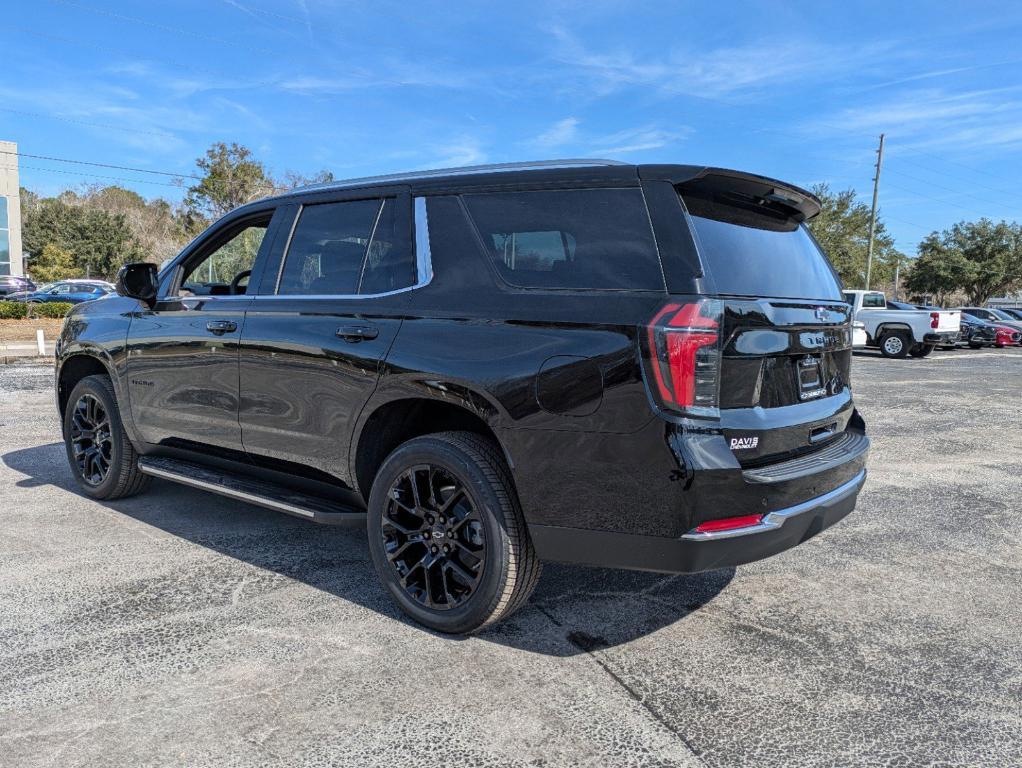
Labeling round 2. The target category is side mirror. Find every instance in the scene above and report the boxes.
[116,262,159,308]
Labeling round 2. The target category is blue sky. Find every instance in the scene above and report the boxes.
[4,0,1022,253]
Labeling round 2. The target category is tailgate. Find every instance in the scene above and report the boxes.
[936,310,961,333]
[718,299,856,465]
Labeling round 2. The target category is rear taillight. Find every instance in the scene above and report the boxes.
[644,298,723,416]
[930,312,940,329]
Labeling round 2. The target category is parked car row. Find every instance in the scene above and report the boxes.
[843,289,960,358]
[957,314,1021,349]
[843,289,1022,356]
[0,279,116,304]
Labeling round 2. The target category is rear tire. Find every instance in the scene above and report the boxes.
[969,341,983,350]
[879,331,910,358]
[366,431,541,634]
[63,374,151,500]
[909,343,935,358]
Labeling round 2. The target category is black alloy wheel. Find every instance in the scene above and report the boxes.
[381,464,486,610]
[367,431,541,634]
[69,393,112,486]
[63,374,151,500]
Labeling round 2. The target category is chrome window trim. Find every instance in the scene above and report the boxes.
[414,196,433,287]
[680,468,867,541]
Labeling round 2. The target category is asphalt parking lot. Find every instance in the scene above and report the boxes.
[1,349,1020,767]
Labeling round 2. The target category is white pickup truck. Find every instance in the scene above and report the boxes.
[843,290,961,358]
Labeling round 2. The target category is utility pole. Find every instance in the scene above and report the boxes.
[865,133,885,290]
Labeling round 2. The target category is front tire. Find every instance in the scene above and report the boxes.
[63,374,151,499]
[879,331,910,358]
[367,431,541,634]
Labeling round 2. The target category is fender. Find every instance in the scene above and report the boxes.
[347,373,512,487]
[872,322,914,341]
[55,297,142,447]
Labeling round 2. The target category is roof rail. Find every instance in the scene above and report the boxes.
[295,158,629,192]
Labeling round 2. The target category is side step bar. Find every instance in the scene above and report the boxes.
[137,456,366,526]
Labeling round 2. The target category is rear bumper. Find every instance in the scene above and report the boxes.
[925,331,959,343]
[531,468,866,574]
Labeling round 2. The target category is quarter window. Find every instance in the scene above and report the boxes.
[277,198,415,296]
[463,188,664,290]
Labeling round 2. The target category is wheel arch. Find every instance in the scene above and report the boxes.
[875,322,913,337]
[351,396,512,504]
[57,353,116,418]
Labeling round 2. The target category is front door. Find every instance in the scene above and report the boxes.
[238,193,417,483]
[124,211,276,452]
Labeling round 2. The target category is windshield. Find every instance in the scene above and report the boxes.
[684,198,841,301]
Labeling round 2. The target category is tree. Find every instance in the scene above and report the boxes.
[277,169,335,191]
[29,244,76,283]
[911,219,1022,304]
[185,142,275,220]
[76,184,190,266]
[807,184,904,289]
[22,198,145,279]
[905,234,975,305]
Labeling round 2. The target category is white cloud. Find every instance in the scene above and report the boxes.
[421,136,487,168]
[545,26,901,101]
[809,86,1022,151]
[534,117,580,147]
[591,125,690,154]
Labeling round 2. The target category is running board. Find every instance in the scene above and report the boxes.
[137,456,366,526]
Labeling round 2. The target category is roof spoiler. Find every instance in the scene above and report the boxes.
[638,165,821,222]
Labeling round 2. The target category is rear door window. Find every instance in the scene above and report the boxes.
[462,188,664,290]
[278,198,415,296]
[683,194,841,301]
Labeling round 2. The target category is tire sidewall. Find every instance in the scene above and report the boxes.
[366,437,512,634]
[880,332,908,358]
[63,376,128,499]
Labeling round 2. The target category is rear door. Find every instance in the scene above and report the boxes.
[676,175,855,465]
[238,190,418,483]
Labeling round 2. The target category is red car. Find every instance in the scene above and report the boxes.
[993,325,1021,347]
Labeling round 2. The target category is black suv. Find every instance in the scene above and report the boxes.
[55,160,869,633]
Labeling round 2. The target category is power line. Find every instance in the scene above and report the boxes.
[887,139,1022,189]
[0,106,175,138]
[10,25,272,93]
[0,149,197,179]
[48,0,281,56]
[219,0,306,25]
[1,163,182,188]
[885,150,1018,200]
[883,214,934,232]
[884,180,1001,219]
[885,166,1022,209]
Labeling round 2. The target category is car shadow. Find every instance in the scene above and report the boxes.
[2,442,734,657]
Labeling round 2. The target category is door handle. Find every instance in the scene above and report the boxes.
[336,324,379,342]
[206,320,238,335]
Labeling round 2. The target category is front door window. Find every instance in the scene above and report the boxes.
[180,222,267,297]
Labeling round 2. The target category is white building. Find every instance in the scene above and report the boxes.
[0,139,24,277]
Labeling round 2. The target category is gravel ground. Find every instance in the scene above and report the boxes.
[1,349,1020,767]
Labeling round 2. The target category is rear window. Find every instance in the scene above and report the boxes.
[462,188,664,290]
[684,196,841,301]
